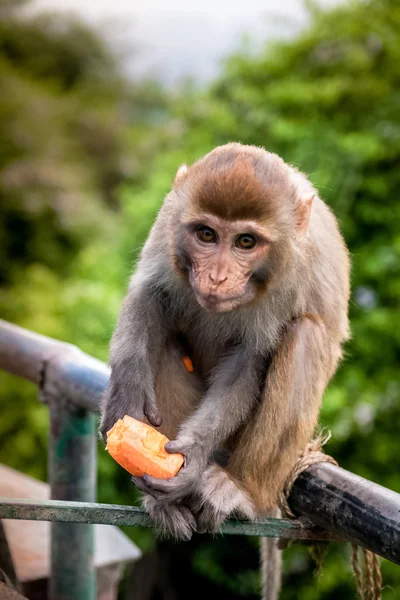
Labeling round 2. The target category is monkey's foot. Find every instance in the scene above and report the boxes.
[142,494,196,541]
[195,501,226,534]
[196,465,256,534]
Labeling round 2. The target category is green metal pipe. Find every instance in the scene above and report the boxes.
[48,399,97,600]
[0,497,344,542]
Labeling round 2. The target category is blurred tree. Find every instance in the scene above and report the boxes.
[0,0,173,551]
[0,0,170,284]
[0,4,119,90]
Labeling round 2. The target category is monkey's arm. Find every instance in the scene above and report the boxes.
[100,275,166,439]
[132,348,263,503]
[226,314,336,513]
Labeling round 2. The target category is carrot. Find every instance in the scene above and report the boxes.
[182,355,194,372]
[106,415,184,479]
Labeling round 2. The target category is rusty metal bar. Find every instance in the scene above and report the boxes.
[288,463,400,565]
[0,319,108,412]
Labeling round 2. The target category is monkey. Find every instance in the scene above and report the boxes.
[100,143,350,599]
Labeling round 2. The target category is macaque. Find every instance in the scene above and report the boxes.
[100,143,350,598]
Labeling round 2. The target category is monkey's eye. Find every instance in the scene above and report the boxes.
[196,226,217,244]
[235,234,257,250]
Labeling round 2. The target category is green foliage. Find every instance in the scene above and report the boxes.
[1,0,399,598]
[0,1,170,285]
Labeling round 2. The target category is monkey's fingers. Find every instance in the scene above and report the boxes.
[131,476,164,500]
[141,474,179,493]
[132,473,194,504]
[131,474,180,497]
[196,503,224,534]
[164,440,192,455]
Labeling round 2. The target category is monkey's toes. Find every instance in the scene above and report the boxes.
[195,504,225,535]
[142,495,196,541]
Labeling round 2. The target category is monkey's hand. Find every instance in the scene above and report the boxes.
[99,376,162,443]
[131,438,208,504]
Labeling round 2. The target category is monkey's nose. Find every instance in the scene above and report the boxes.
[209,272,227,285]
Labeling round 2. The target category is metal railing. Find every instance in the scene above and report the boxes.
[0,319,399,600]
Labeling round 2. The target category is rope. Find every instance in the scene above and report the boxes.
[352,545,364,598]
[278,431,337,519]
[351,545,382,600]
[279,431,382,600]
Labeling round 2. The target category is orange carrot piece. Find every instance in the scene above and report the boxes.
[183,355,194,372]
[106,415,184,479]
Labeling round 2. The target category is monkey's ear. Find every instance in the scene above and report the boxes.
[173,164,188,186]
[296,193,314,238]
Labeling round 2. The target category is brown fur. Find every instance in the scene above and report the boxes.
[175,143,298,228]
[227,315,335,511]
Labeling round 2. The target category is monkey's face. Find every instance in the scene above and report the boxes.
[179,214,271,313]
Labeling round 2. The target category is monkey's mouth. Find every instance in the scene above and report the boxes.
[195,291,243,313]
[189,274,250,312]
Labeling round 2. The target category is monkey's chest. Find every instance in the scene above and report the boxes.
[175,326,231,381]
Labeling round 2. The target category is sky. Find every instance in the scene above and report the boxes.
[33,0,345,84]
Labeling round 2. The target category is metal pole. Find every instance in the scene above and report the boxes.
[289,462,400,565]
[48,398,97,600]
[0,498,345,543]
[0,319,108,413]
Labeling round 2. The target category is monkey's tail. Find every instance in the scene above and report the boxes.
[260,536,282,600]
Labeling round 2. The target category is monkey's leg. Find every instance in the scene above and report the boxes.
[226,314,336,513]
[195,463,256,532]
